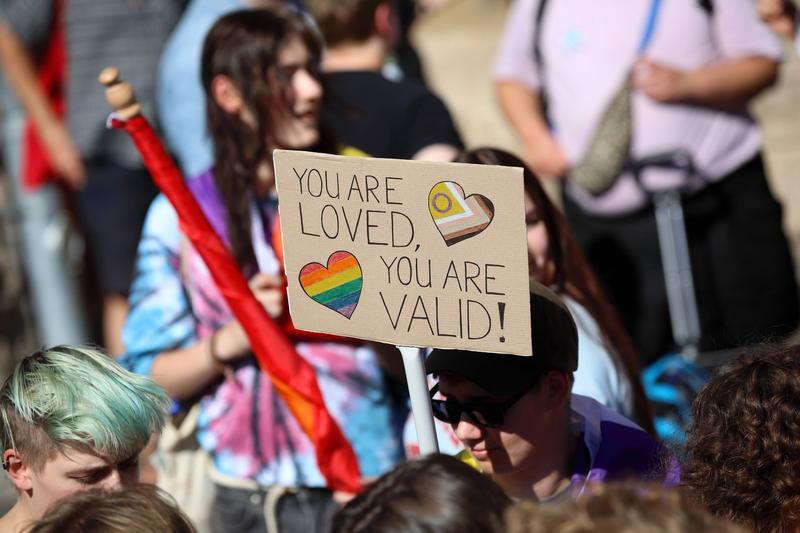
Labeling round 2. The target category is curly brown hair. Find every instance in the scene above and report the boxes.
[681,343,800,533]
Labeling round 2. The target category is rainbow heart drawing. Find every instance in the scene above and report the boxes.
[428,181,495,246]
[298,251,363,319]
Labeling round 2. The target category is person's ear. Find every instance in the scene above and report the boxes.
[211,74,245,116]
[4,449,33,491]
[542,371,571,411]
[373,2,399,46]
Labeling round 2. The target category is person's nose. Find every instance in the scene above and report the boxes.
[295,69,322,103]
[453,415,483,442]
[97,469,123,490]
[119,464,140,487]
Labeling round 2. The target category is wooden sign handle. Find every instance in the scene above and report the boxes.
[98,66,141,120]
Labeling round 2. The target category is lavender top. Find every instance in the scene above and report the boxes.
[494,0,782,215]
[568,395,671,495]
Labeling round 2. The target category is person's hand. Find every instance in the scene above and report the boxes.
[632,59,693,104]
[249,273,285,319]
[525,134,569,179]
[208,273,286,365]
[211,320,250,364]
[333,490,356,505]
[332,476,378,505]
[40,120,86,189]
[758,0,797,40]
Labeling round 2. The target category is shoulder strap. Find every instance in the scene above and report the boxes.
[532,0,550,75]
[532,0,551,121]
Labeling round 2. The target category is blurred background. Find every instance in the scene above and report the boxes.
[0,0,798,512]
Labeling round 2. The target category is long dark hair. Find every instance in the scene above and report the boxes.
[459,148,654,433]
[201,8,329,269]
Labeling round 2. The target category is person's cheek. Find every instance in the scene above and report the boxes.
[93,469,126,491]
[526,228,538,263]
[42,477,83,511]
[499,430,534,468]
[527,225,548,269]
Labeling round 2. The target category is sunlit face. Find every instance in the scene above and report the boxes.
[438,374,553,477]
[524,191,549,281]
[270,36,322,151]
[25,448,139,518]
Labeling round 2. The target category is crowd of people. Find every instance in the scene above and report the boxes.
[0,0,799,532]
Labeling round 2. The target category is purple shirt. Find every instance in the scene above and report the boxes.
[567,395,672,496]
[494,0,782,215]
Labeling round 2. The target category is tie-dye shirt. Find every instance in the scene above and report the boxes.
[121,169,405,487]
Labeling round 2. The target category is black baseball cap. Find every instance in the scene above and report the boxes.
[425,282,578,396]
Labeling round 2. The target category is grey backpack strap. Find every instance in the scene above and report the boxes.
[698,0,713,15]
[531,0,551,122]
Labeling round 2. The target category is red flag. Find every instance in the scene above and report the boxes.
[111,114,361,493]
[22,0,66,190]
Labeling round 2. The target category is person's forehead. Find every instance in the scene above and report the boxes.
[278,35,310,66]
[44,448,109,471]
[523,191,535,212]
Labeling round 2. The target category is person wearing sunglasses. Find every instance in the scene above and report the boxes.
[425,283,671,502]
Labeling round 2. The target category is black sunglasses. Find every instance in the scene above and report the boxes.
[429,383,528,428]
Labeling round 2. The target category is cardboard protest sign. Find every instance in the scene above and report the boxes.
[274,150,532,356]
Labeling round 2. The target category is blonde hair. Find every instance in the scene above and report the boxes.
[505,484,746,533]
[29,484,195,533]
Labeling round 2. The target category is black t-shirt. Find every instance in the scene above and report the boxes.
[321,70,463,160]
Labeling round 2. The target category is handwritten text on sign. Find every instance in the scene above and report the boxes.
[274,150,531,356]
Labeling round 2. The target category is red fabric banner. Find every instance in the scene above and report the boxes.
[22,0,66,190]
[111,114,361,493]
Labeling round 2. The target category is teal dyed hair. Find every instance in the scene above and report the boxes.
[0,345,169,470]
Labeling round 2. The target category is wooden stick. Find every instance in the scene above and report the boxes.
[98,66,140,120]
